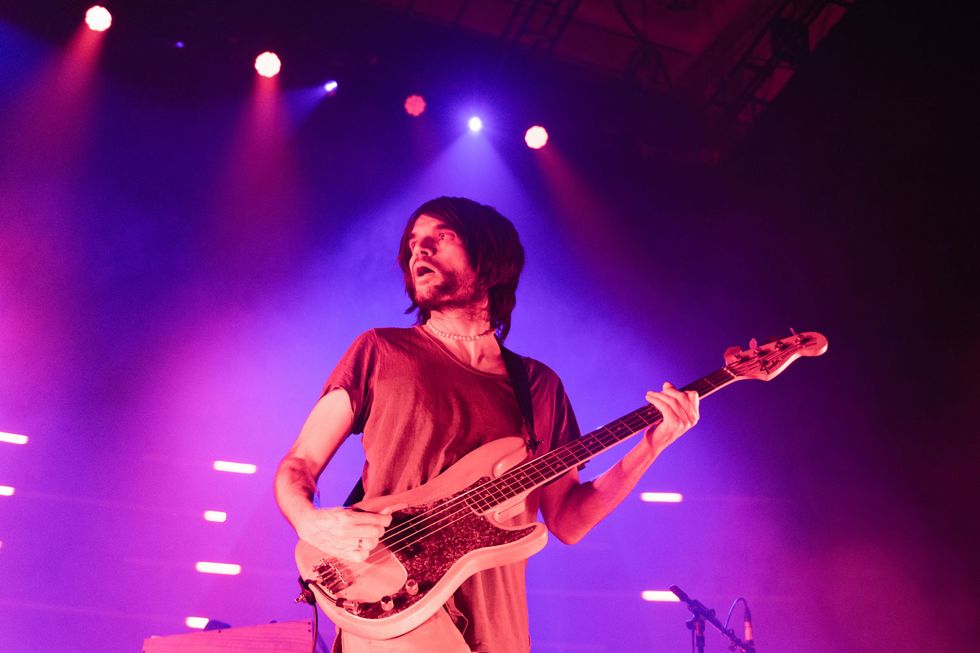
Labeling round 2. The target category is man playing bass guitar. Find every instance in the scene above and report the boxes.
[274,196,700,652]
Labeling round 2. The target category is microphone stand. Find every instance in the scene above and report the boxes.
[670,585,756,653]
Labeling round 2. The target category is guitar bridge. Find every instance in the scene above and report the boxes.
[313,559,351,595]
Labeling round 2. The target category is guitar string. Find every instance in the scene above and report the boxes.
[319,349,792,588]
[366,362,739,550]
[369,404,664,549]
[336,368,741,577]
[338,436,632,576]
[332,392,706,579]
[324,367,771,595]
[334,375,729,579]
[330,413,663,582]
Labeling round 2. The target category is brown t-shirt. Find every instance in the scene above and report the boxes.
[323,326,581,653]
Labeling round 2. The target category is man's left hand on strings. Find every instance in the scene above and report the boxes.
[643,381,700,454]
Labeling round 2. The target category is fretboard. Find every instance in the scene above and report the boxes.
[465,366,740,513]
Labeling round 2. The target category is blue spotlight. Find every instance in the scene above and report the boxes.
[468,116,483,133]
[323,80,339,95]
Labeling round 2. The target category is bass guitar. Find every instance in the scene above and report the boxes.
[296,330,828,639]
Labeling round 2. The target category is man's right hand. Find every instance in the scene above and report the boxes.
[294,506,392,562]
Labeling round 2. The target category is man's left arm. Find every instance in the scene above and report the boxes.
[538,382,699,545]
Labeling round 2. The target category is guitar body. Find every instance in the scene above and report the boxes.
[295,436,548,640]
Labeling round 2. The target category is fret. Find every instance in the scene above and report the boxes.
[501,476,519,492]
[469,494,491,512]
[518,470,541,489]
[487,484,507,503]
[464,493,483,511]
[537,457,561,475]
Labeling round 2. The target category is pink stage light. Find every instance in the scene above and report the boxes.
[254,52,282,78]
[195,561,241,575]
[85,6,112,32]
[0,432,28,445]
[185,616,209,629]
[213,460,256,474]
[525,125,549,149]
[0,486,14,497]
[642,590,681,602]
[404,94,426,117]
[204,510,227,523]
[640,492,683,503]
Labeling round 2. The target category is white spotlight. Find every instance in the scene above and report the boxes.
[85,6,112,32]
[213,460,256,474]
[524,125,549,149]
[467,116,483,133]
[195,561,241,575]
[254,52,282,78]
[0,432,28,445]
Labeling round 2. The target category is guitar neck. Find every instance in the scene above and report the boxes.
[468,367,741,511]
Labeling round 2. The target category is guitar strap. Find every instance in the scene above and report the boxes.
[343,340,541,508]
[499,345,542,455]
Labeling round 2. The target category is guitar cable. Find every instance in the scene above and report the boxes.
[296,576,320,653]
[724,597,753,651]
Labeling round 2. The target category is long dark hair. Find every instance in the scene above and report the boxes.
[397,197,525,341]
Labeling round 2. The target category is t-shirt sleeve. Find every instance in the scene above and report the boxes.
[321,330,378,434]
[526,358,584,468]
[549,377,582,452]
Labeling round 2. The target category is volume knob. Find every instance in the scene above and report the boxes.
[380,595,394,611]
[404,579,419,596]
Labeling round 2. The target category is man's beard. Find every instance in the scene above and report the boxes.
[414,269,482,312]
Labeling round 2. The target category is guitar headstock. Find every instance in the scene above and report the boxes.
[724,330,828,381]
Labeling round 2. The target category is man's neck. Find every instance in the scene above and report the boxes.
[424,307,506,375]
[426,307,491,337]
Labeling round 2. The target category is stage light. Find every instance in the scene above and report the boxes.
[468,116,483,133]
[0,486,14,497]
[524,125,549,149]
[175,41,185,49]
[323,80,338,94]
[213,460,256,474]
[185,617,209,629]
[0,432,28,445]
[195,561,242,575]
[642,590,681,602]
[85,6,112,32]
[254,52,281,78]
[405,94,426,117]
[204,510,227,523]
[640,492,683,503]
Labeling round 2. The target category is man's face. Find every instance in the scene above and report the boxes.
[407,214,482,311]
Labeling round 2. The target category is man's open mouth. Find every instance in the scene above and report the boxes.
[415,265,436,278]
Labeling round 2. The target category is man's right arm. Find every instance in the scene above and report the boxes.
[274,388,390,562]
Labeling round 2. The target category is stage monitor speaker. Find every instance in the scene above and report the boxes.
[141,619,330,652]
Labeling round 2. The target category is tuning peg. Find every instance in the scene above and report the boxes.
[749,337,758,350]
[789,326,797,335]
[724,345,743,362]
